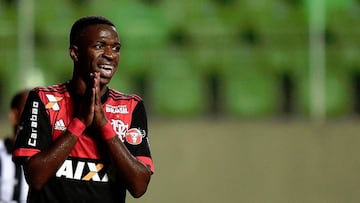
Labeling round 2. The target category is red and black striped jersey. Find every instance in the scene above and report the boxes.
[13,81,154,203]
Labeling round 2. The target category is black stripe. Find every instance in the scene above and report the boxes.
[12,164,21,201]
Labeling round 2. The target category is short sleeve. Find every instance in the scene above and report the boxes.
[125,100,154,173]
[13,90,52,164]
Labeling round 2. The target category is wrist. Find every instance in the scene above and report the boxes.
[101,122,116,140]
[67,118,86,138]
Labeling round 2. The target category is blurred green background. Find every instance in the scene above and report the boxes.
[1,0,360,202]
[2,0,360,119]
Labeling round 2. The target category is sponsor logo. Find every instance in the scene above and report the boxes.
[125,128,146,145]
[28,101,39,147]
[54,119,66,131]
[110,119,128,142]
[105,104,128,114]
[56,159,108,182]
[45,94,63,111]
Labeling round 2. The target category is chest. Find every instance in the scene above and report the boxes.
[47,97,135,142]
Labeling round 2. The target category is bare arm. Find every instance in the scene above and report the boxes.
[24,131,78,190]
[24,77,96,190]
[92,72,151,198]
[105,136,152,198]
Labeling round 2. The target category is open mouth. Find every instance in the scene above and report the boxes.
[98,64,113,78]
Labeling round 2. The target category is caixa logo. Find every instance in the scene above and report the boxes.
[56,160,108,182]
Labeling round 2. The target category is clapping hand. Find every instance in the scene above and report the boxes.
[92,72,108,129]
[74,72,107,129]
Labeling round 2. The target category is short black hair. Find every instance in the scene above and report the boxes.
[10,89,29,110]
[69,16,115,46]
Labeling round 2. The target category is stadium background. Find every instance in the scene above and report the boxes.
[1,0,360,202]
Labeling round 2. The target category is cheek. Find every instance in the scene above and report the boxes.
[116,53,121,63]
[86,50,99,60]
[89,55,101,66]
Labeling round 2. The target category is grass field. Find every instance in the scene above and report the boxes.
[2,117,360,203]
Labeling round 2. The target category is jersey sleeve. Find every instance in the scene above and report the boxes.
[125,100,154,173]
[13,90,52,164]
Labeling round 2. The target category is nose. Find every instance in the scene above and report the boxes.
[103,46,114,59]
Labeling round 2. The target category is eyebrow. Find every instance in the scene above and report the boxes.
[95,39,121,46]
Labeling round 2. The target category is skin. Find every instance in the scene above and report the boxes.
[9,91,29,143]
[23,24,152,198]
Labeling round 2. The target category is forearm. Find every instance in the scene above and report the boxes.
[25,131,78,190]
[106,136,151,198]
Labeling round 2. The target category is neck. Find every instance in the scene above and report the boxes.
[70,78,87,97]
[69,78,108,98]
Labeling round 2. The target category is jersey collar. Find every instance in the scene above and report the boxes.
[66,80,109,104]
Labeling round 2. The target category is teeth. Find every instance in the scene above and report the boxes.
[99,65,113,70]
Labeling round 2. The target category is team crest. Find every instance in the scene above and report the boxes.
[110,119,128,141]
[125,128,144,145]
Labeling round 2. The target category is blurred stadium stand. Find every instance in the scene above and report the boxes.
[1,0,360,119]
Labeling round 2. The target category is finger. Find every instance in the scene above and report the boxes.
[94,72,101,105]
[88,73,95,106]
[90,85,96,110]
[89,72,95,88]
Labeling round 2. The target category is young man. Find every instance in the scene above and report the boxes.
[0,89,29,203]
[13,16,154,203]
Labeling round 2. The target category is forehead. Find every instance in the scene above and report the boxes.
[79,24,119,44]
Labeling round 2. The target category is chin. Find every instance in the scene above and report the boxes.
[100,77,111,86]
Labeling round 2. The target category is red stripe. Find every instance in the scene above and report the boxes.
[109,89,142,101]
[13,148,40,157]
[136,156,155,173]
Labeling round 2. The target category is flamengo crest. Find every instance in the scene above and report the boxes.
[110,119,128,142]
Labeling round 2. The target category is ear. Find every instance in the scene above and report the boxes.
[69,45,79,62]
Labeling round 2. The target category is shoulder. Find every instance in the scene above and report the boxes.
[33,83,67,94]
[31,83,68,102]
[108,88,142,102]
[0,139,9,154]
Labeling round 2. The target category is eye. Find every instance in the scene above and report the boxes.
[95,43,104,49]
[113,46,120,52]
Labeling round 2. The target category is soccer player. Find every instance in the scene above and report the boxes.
[0,89,29,203]
[12,16,154,203]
